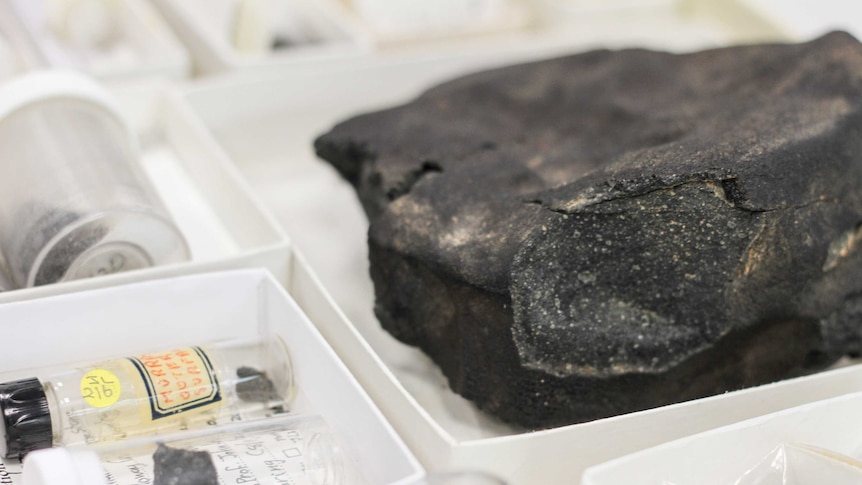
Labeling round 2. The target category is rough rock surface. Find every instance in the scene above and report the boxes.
[314,32,862,428]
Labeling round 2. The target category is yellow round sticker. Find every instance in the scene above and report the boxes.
[80,369,122,408]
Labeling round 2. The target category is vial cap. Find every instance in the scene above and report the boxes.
[0,377,52,459]
[23,448,107,485]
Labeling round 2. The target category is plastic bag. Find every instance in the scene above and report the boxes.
[732,443,862,484]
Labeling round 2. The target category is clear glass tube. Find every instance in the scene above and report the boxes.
[0,337,294,458]
[22,414,355,485]
[0,73,189,289]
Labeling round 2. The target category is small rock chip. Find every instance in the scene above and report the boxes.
[153,443,218,485]
[235,366,280,403]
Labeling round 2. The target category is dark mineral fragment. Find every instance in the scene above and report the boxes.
[236,365,281,403]
[153,443,218,485]
[314,32,862,428]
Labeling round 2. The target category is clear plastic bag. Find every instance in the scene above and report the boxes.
[731,443,862,485]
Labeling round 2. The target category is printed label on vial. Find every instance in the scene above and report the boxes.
[127,347,222,420]
[80,369,122,408]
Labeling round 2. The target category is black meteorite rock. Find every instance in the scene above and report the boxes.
[315,32,862,428]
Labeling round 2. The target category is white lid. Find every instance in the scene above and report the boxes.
[22,447,107,485]
[0,70,131,141]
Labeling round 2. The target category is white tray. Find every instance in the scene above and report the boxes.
[0,82,291,305]
[173,8,813,483]
[150,0,370,76]
[5,0,189,82]
[345,0,534,45]
[582,391,862,485]
[0,269,423,485]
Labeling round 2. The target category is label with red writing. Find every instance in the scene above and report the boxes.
[128,346,222,420]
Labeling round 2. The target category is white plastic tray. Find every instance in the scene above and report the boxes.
[0,82,291,305]
[150,0,370,76]
[172,7,817,484]
[582,392,862,485]
[0,269,424,485]
[5,0,189,82]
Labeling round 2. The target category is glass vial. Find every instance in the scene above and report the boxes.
[0,70,190,289]
[0,337,294,459]
[22,414,352,485]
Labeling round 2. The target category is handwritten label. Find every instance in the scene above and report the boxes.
[128,347,221,420]
[80,369,122,408]
[101,426,320,485]
[0,459,23,485]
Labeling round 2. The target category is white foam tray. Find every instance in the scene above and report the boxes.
[0,82,291,305]
[0,269,423,485]
[5,0,189,82]
[149,0,370,76]
[170,5,829,484]
[582,391,862,485]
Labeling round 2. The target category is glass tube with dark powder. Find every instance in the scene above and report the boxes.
[0,71,189,289]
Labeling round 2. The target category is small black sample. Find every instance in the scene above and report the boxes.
[153,443,218,485]
[235,366,280,403]
[315,32,862,428]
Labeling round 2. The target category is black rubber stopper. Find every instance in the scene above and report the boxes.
[0,377,52,459]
